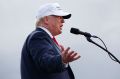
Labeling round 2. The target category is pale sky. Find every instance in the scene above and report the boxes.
[0,0,120,79]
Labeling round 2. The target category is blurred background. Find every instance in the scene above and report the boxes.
[0,0,120,79]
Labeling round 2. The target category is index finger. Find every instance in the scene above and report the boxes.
[64,47,70,55]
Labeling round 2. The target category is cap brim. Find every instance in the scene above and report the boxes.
[62,14,71,19]
[52,11,71,19]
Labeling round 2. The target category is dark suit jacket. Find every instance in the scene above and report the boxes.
[21,28,75,79]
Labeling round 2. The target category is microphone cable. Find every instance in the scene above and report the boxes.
[92,36,118,62]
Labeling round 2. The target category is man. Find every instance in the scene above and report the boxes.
[21,3,80,79]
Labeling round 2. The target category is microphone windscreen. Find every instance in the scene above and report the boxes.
[70,28,80,34]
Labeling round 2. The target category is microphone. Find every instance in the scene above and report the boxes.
[70,28,120,64]
[70,27,96,37]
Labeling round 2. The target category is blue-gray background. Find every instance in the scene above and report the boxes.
[0,0,120,79]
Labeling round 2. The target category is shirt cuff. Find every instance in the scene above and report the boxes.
[64,63,68,68]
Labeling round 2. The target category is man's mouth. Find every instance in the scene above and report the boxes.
[60,25,63,30]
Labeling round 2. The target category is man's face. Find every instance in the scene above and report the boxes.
[47,15,64,36]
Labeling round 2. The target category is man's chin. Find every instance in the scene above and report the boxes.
[59,30,62,34]
[56,31,62,36]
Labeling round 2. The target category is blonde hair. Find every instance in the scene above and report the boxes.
[35,17,44,27]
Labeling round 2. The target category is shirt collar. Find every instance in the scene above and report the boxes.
[37,26,53,38]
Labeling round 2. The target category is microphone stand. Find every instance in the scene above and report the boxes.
[86,37,120,64]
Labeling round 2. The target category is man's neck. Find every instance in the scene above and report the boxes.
[37,26,53,38]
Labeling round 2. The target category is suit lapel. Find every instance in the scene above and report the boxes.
[35,28,61,54]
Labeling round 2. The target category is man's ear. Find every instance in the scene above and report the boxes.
[44,16,49,25]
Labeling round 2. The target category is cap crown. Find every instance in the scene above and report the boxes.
[36,3,71,19]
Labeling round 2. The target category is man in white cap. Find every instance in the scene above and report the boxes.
[21,3,80,79]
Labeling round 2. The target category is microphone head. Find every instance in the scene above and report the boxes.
[70,28,80,34]
[70,27,92,37]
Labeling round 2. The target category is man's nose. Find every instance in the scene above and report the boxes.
[61,18,65,23]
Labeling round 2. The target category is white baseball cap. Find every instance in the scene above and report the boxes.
[36,3,71,19]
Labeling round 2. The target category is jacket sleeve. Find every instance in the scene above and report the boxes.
[28,33,66,73]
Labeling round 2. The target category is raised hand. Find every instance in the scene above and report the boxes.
[61,47,81,64]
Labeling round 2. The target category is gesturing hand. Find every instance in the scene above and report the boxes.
[60,46,81,64]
